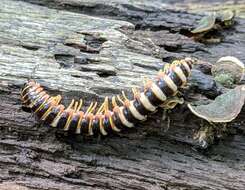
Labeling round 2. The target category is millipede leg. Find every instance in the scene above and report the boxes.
[98,97,108,136]
[144,79,153,92]
[64,101,78,131]
[88,114,94,136]
[162,63,171,74]
[84,102,94,116]
[112,96,118,108]
[83,101,97,136]
[96,102,105,115]
[67,99,75,110]
[121,91,131,107]
[34,96,53,114]
[104,96,109,112]
[132,87,141,100]
[55,95,62,104]
[90,102,98,114]
[85,101,98,115]
[104,97,120,132]
[159,97,184,109]
[40,95,62,120]
[76,99,83,112]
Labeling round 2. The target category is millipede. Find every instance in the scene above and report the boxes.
[20,58,193,136]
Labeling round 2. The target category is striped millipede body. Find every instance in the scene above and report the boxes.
[20,58,193,136]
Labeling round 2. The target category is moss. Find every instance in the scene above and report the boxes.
[214,73,234,88]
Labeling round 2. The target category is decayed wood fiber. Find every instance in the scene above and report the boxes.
[0,0,244,189]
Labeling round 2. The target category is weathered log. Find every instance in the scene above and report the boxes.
[0,0,245,189]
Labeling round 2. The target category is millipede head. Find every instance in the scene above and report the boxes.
[21,82,41,99]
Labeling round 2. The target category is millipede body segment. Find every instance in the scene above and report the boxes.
[20,58,193,136]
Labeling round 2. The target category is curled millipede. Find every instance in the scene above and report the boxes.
[20,58,193,136]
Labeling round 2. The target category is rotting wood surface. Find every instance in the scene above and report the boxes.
[0,0,245,189]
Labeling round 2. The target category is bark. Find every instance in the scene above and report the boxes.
[0,0,245,189]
